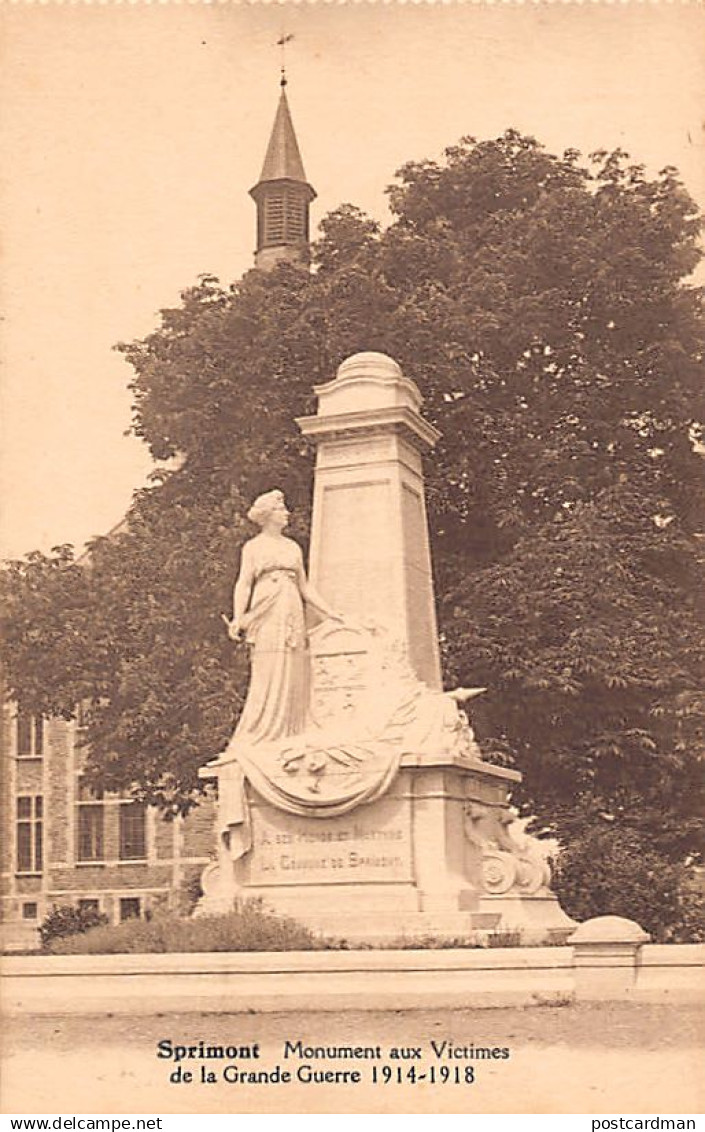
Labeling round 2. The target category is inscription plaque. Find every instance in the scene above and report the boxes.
[245,796,413,885]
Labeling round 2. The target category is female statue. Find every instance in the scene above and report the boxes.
[222,489,340,746]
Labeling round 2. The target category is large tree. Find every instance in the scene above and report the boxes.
[3,132,704,878]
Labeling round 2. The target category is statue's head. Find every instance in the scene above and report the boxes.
[247,489,289,531]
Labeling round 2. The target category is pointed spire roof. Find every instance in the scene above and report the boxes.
[257,85,309,185]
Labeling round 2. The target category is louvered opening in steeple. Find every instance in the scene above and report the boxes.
[258,185,310,249]
[250,85,316,270]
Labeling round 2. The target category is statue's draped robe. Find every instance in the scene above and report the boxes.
[235,536,309,743]
[218,535,311,857]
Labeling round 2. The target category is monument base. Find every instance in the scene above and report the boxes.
[197,753,575,944]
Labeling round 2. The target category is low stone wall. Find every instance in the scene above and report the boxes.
[3,931,703,1016]
[0,920,39,954]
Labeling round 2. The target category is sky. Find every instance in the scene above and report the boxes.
[1,2,703,560]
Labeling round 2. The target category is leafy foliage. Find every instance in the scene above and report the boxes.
[2,133,704,894]
[553,828,705,942]
[46,902,325,954]
[39,903,109,950]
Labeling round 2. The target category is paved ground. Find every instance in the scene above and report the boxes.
[3,1003,703,1114]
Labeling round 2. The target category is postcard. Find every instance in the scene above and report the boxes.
[1,0,703,1118]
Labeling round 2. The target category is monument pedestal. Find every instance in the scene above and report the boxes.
[200,752,574,943]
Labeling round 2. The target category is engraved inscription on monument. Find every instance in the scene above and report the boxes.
[245,796,412,885]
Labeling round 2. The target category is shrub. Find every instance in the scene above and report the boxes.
[377,934,483,950]
[487,929,523,948]
[46,900,326,954]
[40,903,109,950]
[553,827,705,943]
[44,903,566,955]
[177,869,204,916]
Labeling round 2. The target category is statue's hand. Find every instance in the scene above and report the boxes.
[222,613,244,641]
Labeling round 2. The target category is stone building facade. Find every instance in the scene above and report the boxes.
[0,705,216,949]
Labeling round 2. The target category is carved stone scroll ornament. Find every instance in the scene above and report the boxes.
[464,802,553,897]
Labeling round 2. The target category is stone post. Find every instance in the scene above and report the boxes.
[297,351,442,689]
[569,915,650,1000]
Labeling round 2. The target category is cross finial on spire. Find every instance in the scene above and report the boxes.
[276,33,294,88]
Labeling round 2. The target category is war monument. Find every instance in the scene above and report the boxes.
[200,351,574,941]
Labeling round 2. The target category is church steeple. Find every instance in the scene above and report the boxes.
[249,79,316,271]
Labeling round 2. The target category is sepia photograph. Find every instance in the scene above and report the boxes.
[1,0,704,1118]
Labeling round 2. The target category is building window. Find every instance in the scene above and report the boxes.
[119,897,141,922]
[76,778,104,863]
[77,805,104,862]
[16,796,43,873]
[16,712,43,758]
[77,899,100,916]
[22,902,38,920]
[119,802,146,861]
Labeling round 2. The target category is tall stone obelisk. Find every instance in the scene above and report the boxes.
[297,352,442,689]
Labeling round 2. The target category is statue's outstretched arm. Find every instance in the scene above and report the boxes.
[295,550,341,622]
